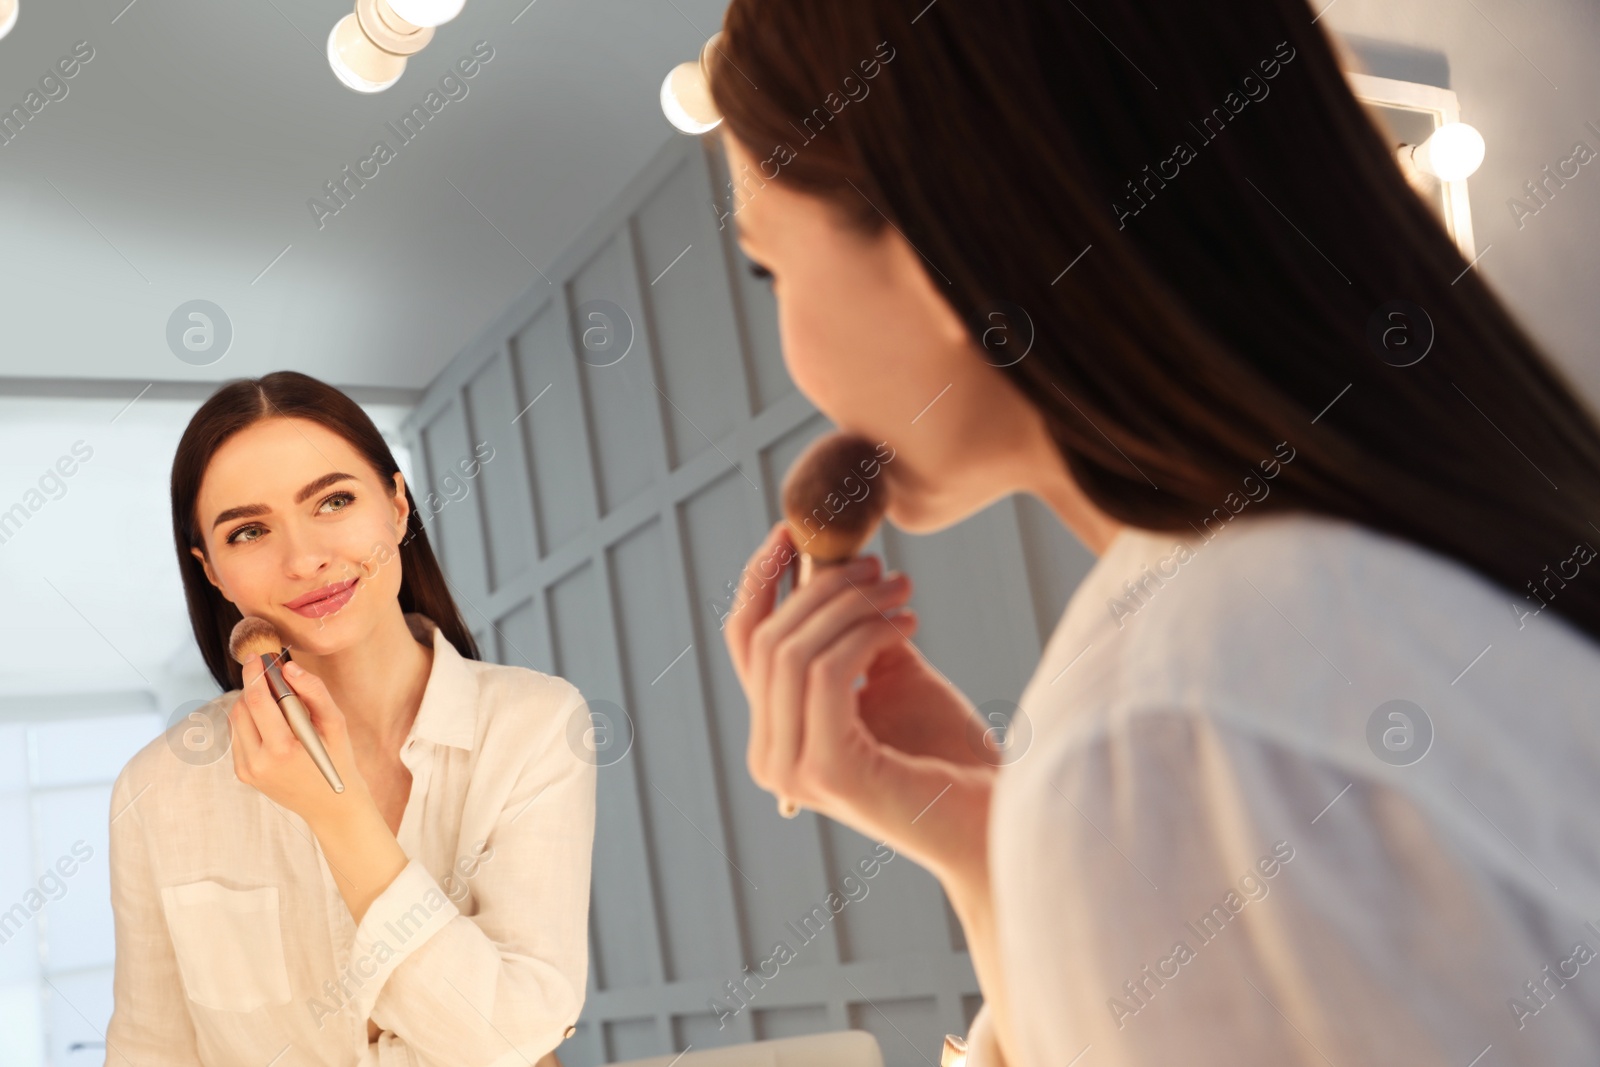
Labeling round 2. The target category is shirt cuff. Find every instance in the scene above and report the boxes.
[348,858,461,1026]
[964,1003,1004,1067]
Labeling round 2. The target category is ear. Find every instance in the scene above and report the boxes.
[189,545,227,597]
[389,472,411,535]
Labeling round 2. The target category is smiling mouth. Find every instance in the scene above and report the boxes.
[286,577,359,619]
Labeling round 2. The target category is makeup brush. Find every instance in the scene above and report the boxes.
[781,432,892,585]
[774,432,893,818]
[228,617,345,794]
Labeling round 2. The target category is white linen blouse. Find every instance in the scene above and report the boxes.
[105,613,597,1067]
[965,510,1600,1064]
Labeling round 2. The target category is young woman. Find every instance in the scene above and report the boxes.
[714,2,1600,1064]
[106,372,594,1066]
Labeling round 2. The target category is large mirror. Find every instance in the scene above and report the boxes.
[2,3,1595,1067]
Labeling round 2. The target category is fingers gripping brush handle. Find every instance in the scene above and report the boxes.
[261,654,345,794]
[774,432,892,820]
[228,617,345,794]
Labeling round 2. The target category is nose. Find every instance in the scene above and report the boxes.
[278,520,334,584]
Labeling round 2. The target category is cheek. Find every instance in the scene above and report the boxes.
[353,516,407,585]
[776,273,922,426]
[776,286,854,412]
[211,553,272,607]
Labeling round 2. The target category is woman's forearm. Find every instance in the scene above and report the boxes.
[927,771,1014,1067]
[310,799,408,926]
[944,877,1015,1067]
[312,802,409,1046]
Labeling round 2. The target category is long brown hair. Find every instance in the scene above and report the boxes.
[709,0,1600,646]
[172,371,480,691]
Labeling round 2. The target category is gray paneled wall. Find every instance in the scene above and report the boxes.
[400,133,1095,1067]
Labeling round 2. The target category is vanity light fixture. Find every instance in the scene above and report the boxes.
[0,0,18,42]
[327,0,440,94]
[660,33,723,134]
[1402,121,1486,182]
[1346,71,1481,260]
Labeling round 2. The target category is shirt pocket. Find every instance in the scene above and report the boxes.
[158,879,292,1013]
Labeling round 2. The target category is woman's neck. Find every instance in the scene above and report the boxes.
[288,607,434,760]
[1025,433,1126,556]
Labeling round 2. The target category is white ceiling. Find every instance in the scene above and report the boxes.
[0,0,728,392]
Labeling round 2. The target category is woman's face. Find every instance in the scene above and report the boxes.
[189,417,409,658]
[721,132,1057,535]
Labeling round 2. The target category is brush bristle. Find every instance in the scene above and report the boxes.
[780,431,891,563]
[228,616,283,665]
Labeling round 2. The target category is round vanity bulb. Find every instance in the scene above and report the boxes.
[660,61,721,134]
[328,13,406,93]
[383,0,465,28]
[0,0,18,42]
[1412,122,1486,181]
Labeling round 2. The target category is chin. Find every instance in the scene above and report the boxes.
[886,480,1006,536]
[885,492,956,536]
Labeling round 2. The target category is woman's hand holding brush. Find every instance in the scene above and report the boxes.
[229,650,411,931]
[725,508,1013,1067]
[228,654,369,833]
[724,516,998,895]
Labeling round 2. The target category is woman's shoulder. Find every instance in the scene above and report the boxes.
[1031,508,1600,784]
[1116,509,1483,620]
[461,661,599,788]
[461,658,586,739]
[465,657,582,705]
[1108,509,1600,690]
[416,614,584,738]
[112,688,241,817]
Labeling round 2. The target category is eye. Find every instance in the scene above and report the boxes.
[319,491,355,514]
[225,523,263,546]
[747,261,773,281]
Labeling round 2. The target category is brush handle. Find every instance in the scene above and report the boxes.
[279,692,345,794]
[261,656,345,794]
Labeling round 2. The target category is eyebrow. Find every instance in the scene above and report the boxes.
[210,472,358,530]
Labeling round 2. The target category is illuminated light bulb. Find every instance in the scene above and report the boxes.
[661,63,721,133]
[327,0,434,94]
[0,0,18,42]
[328,13,406,92]
[660,32,724,134]
[383,0,465,28]
[1410,122,1486,181]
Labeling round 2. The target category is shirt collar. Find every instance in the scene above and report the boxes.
[403,612,479,751]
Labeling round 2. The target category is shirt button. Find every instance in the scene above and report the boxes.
[563,1025,576,1039]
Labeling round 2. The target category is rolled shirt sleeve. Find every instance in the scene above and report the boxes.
[353,682,597,1066]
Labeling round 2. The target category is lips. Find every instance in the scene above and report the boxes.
[286,577,359,619]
